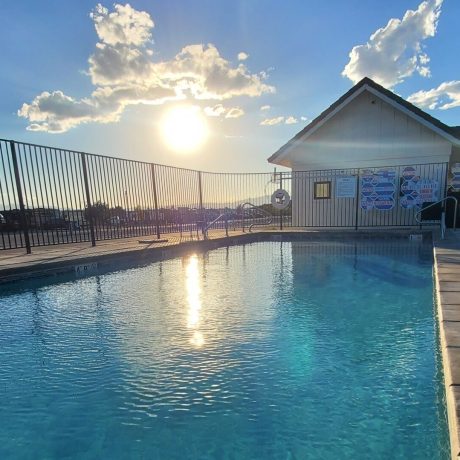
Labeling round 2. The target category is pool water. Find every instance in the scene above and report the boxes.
[0,241,449,459]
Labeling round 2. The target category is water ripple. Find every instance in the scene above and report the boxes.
[0,241,449,459]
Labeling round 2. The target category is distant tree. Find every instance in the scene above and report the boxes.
[110,206,125,218]
[134,205,145,221]
[85,201,110,224]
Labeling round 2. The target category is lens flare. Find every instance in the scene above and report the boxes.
[161,105,209,153]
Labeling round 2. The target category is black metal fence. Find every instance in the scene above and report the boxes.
[0,139,289,251]
[0,138,449,252]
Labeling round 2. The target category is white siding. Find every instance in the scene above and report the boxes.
[286,90,452,171]
[291,164,448,227]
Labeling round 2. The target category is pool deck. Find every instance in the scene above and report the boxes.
[0,227,427,284]
[434,231,460,460]
[0,229,247,283]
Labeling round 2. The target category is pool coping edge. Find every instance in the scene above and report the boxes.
[0,229,431,285]
[434,243,460,460]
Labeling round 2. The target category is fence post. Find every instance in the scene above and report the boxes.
[198,171,205,235]
[279,172,283,230]
[150,163,161,239]
[10,141,31,254]
[354,170,360,230]
[80,153,96,247]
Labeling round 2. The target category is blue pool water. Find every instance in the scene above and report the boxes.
[0,241,449,459]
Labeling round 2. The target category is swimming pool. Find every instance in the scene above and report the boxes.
[0,240,449,459]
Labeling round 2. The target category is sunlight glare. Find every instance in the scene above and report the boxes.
[185,254,205,347]
[161,106,209,153]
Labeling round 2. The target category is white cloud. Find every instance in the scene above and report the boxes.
[204,104,244,118]
[260,114,301,126]
[90,3,153,46]
[225,107,244,118]
[342,0,443,88]
[19,85,176,133]
[237,52,249,61]
[260,105,270,111]
[204,104,227,117]
[407,80,460,110]
[18,90,112,133]
[19,3,274,133]
[285,116,298,125]
[153,44,273,100]
[260,116,284,126]
[300,116,309,122]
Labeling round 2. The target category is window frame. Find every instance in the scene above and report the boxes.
[313,181,331,200]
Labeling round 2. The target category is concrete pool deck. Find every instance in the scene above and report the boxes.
[433,231,460,460]
[0,227,425,284]
[0,228,247,283]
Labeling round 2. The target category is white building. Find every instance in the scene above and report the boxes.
[268,77,460,227]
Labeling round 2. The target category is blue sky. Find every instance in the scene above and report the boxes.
[1,0,459,172]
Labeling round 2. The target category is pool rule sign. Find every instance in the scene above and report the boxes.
[400,166,439,208]
[360,169,396,211]
[451,164,460,191]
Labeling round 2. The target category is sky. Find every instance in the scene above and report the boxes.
[0,0,459,172]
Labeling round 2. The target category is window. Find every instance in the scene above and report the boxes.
[314,181,331,199]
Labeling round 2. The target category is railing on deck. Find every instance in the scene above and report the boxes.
[415,196,458,239]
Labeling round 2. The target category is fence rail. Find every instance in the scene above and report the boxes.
[0,138,449,252]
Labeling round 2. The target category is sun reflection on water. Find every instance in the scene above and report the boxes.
[185,254,204,347]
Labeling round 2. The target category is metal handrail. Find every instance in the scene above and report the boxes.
[240,202,274,232]
[414,196,458,238]
[202,209,230,239]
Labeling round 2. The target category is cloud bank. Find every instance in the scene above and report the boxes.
[204,104,244,118]
[342,0,443,88]
[407,80,460,110]
[19,3,274,133]
[260,115,301,126]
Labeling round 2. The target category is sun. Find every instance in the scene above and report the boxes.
[161,105,209,153]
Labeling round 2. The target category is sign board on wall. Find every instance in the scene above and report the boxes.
[400,166,439,208]
[336,176,357,198]
[451,164,460,191]
[360,168,396,211]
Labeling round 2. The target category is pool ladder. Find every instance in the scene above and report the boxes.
[240,202,274,233]
[414,196,458,239]
[201,203,274,239]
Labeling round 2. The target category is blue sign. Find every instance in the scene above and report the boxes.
[360,168,396,211]
[400,195,417,209]
[452,166,460,191]
[376,169,396,179]
[361,197,374,210]
[375,183,395,196]
[374,197,395,210]
[402,166,416,180]
[361,184,374,196]
[401,181,414,195]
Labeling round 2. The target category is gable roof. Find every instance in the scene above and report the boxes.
[268,77,460,165]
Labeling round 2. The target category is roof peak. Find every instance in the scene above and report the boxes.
[268,77,460,165]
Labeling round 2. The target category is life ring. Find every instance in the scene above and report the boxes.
[271,189,290,209]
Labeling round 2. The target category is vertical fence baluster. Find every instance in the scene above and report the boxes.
[354,170,360,230]
[198,171,204,237]
[10,141,31,254]
[279,172,283,231]
[150,164,161,239]
[80,152,96,247]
